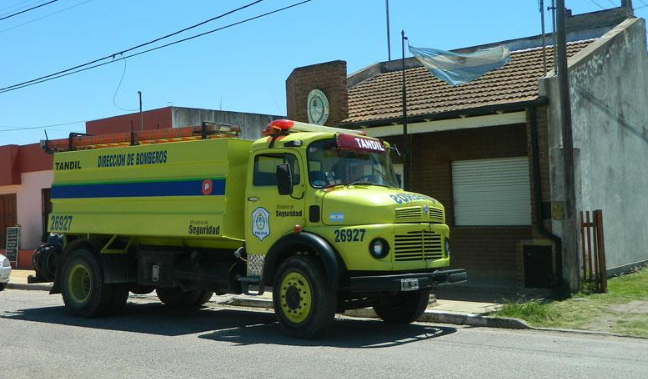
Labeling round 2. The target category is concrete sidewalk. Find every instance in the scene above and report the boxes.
[5,270,528,329]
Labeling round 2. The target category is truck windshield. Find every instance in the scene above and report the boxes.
[307,138,399,188]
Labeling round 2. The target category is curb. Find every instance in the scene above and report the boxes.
[7,283,52,291]
[420,311,530,329]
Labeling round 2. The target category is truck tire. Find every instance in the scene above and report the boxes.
[0,283,6,291]
[373,290,430,324]
[128,284,154,295]
[156,288,201,307]
[272,255,336,339]
[106,284,129,315]
[194,291,214,306]
[61,248,114,318]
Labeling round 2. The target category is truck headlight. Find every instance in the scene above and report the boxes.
[445,239,451,257]
[369,238,389,259]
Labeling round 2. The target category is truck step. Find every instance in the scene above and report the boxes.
[238,276,265,296]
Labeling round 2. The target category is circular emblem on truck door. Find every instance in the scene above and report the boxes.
[252,207,270,241]
[202,179,213,195]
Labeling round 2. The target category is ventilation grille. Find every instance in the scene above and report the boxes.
[395,206,444,223]
[394,230,443,261]
[395,206,422,221]
[429,208,444,223]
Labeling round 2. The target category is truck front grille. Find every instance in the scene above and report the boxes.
[429,208,444,223]
[395,206,422,221]
[395,206,444,224]
[393,230,443,261]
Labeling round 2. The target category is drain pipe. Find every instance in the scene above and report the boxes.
[528,106,563,286]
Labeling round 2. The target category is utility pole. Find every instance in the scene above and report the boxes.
[401,30,409,191]
[386,0,392,61]
[556,0,580,291]
[138,91,143,131]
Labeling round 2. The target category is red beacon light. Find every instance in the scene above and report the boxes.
[262,119,294,136]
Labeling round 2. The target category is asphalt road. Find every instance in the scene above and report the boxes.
[1,289,647,379]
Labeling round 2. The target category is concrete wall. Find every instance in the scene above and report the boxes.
[541,18,648,274]
[171,107,284,141]
[0,170,52,250]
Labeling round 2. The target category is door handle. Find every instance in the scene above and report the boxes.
[247,197,260,202]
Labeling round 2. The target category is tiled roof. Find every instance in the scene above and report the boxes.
[343,40,593,125]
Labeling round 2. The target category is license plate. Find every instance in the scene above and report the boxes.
[400,278,419,291]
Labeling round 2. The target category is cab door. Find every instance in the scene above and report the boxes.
[245,151,305,256]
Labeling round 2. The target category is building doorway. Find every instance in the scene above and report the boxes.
[0,194,17,248]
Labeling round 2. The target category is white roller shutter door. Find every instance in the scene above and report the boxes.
[452,157,531,226]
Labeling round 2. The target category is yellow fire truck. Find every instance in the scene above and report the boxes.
[41,119,465,338]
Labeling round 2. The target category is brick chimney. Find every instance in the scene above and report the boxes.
[286,60,348,127]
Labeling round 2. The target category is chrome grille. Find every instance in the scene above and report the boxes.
[394,230,443,261]
[395,206,422,221]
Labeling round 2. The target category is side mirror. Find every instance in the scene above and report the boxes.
[276,164,293,195]
[395,173,402,188]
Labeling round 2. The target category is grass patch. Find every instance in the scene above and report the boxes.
[496,299,558,324]
[492,267,648,337]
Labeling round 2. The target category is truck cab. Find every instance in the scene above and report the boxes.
[242,120,466,337]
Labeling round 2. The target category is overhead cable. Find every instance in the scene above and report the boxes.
[0,0,267,93]
[0,0,315,94]
[0,0,61,22]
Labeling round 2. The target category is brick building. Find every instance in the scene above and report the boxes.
[285,3,648,287]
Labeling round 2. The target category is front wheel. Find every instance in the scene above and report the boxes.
[273,255,336,339]
[373,290,430,324]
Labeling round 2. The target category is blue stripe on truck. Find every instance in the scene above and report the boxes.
[51,179,226,199]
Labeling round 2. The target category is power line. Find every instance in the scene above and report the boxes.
[112,59,138,112]
[0,0,315,94]
[0,0,267,93]
[588,0,606,9]
[0,0,44,15]
[0,0,61,22]
[0,0,47,17]
[0,120,85,132]
[0,0,95,35]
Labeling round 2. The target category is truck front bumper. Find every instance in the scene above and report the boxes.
[348,269,467,292]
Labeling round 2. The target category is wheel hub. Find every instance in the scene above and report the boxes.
[279,271,313,324]
[285,286,301,309]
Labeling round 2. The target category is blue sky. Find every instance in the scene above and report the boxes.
[1,0,646,145]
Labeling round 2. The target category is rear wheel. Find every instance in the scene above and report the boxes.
[128,284,154,295]
[61,249,114,318]
[273,255,336,339]
[156,288,202,307]
[0,283,6,291]
[106,284,129,315]
[373,290,430,324]
[194,291,214,306]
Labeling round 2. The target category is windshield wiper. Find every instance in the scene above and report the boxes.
[346,181,389,187]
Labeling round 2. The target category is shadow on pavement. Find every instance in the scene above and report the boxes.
[198,318,455,348]
[1,300,456,348]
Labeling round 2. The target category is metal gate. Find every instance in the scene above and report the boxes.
[579,210,607,293]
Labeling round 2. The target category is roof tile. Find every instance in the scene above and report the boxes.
[343,40,592,124]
